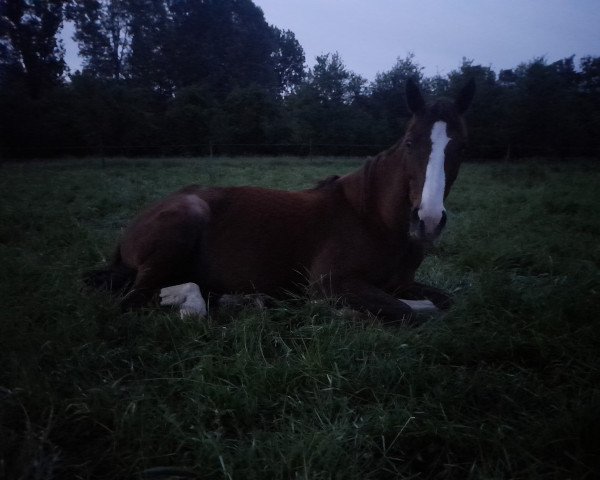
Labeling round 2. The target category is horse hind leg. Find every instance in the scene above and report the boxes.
[123,282,209,319]
[122,252,208,317]
[120,195,210,316]
[159,282,207,318]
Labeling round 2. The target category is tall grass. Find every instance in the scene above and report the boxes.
[1,157,599,479]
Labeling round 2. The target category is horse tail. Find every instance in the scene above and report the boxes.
[84,248,135,293]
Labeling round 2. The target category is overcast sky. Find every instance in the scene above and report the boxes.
[63,0,600,81]
[253,0,600,80]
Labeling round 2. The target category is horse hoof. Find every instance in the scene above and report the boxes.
[399,299,440,313]
[179,298,207,318]
[160,283,207,318]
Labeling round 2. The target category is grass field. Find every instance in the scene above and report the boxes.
[1,156,599,479]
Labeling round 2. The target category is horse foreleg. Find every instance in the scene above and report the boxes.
[397,281,453,310]
[329,278,420,325]
[397,298,439,313]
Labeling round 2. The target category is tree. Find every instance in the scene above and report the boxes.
[426,74,450,97]
[507,57,585,157]
[0,0,66,96]
[446,59,510,158]
[212,84,278,151]
[368,53,424,143]
[164,84,216,154]
[288,53,375,152]
[166,0,278,95]
[305,52,365,105]
[66,0,305,97]
[580,56,600,94]
[128,0,171,92]
[270,27,305,95]
[578,56,600,157]
[67,0,133,80]
[552,55,579,86]
[498,69,518,87]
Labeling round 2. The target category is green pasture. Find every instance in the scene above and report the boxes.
[1,157,599,479]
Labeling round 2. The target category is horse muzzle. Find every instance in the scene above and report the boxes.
[410,208,447,242]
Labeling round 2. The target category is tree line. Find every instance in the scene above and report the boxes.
[1,0,599,159]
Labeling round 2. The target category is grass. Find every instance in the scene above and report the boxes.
[1,156,599,479]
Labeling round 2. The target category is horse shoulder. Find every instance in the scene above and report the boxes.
[309,187,424,292]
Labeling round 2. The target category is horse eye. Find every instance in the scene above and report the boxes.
[405,140,413,148]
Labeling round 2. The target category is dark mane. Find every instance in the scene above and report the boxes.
[360,155,380,216]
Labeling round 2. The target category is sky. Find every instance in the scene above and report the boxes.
[252,0,600,80]
[63,0,600,81]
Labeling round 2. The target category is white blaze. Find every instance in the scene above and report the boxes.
[419,121,450,233]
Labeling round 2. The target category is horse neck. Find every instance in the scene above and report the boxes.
[340,147,411,233]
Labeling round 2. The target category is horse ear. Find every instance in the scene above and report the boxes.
[455,78,476,114]
[406,78,425,115]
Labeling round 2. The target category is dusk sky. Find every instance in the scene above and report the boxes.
[253,0,600,79]
[63,0,600,80]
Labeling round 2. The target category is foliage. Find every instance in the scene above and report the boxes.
[67,0,133,80]
[212,84,280,151]
[0,0,66,97]
[1,1,600,158]
[271,28,305,95]
[368,53,425,143]
[286,53,375,152]
[1,157,599,479]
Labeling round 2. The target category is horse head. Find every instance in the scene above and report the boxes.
[403,78,475,242]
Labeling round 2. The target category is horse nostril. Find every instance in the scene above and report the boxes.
[411,208,420,223]
[411,208,446,240]
[439,210,447,229]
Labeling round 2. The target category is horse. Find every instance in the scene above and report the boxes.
[86,79,475,325]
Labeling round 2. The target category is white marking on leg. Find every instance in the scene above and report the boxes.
[399,299,439,313]
[419,121,450,235]
[160,282,207,318]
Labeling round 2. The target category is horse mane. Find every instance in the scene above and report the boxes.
[359,143,400,216]
[314,141,404,220]
[360,157,377,216]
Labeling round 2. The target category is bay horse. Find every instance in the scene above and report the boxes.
[87,79,475,325]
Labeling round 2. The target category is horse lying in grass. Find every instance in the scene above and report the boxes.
[86,79,475,325]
